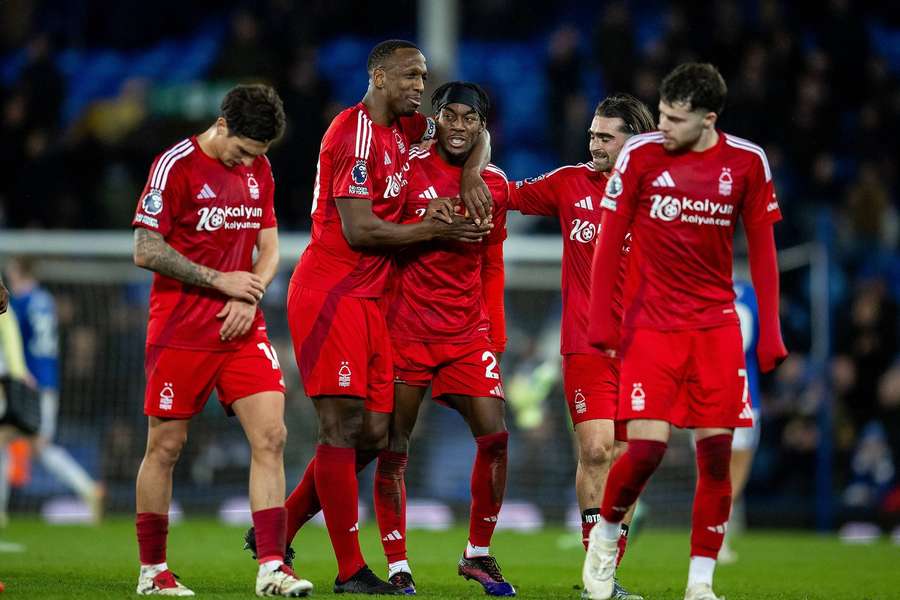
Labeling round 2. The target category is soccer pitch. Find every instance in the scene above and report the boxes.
[0,519,895,599]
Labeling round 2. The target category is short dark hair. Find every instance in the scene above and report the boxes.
[220,84,286,143]
[594,93,655,135]
[431,81,491,122]
[367,39,420,74]
[660,62,727,115]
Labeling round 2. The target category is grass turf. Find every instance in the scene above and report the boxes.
[0,518,896,599]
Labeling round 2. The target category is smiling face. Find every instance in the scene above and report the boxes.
[374,47,427,118]
[215,118,270,167]
[435,102,484,164]
[588,115,631,172]
[657,100,716,152]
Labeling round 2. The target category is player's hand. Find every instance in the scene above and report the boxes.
[212,271,266,303]
[433,213,493,243]
[757,334,788,373]
[0,280,8,314]
[216,299,257,342]
[413,138,437,152]
[425,197,456,224]
[588,319,620,355]
[460,169,493,226]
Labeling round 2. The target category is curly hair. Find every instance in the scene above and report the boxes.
[220,84,286,143]
[660,63,728,115]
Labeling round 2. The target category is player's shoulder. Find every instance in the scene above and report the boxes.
[408,145,432,163]
[323,104,370,149]
[616,131,666,170]
[29,287,55,310]
[722,132,772,182]
[149,137,195,189]
[483,163,508,183]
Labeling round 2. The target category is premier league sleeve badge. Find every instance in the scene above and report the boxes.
[141,189,164,215]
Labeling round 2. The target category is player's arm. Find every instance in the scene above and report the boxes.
[0,307,31,384]
[217,227,279,342]
[745,222,787,372]
[133,228,265,303]
[506,173,559,217]
[336,197,490,248]
[481,242,507,356]
[460,130,493,225]
[587,209,630,353]
[0,274,7,314]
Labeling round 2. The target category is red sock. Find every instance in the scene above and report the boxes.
[252,506,286,564]
[136,512,168,565]
[374,450,408,564]
[691,434,733,558]
[600,440,667,523]
[616,523,630,567]
[581,508,601,551]
[285,459,320,544]
[314,444,366,581]
[285,450,380,545]
[469,431,508,548]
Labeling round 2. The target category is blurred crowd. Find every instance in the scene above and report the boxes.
[1,0,899,529]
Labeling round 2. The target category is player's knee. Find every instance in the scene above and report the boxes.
[580,438,614,469]
[388,430,411,454]
[251,422,287,456]
[147,433,187,466]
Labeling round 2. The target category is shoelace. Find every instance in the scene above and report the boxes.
[477,557,505,582]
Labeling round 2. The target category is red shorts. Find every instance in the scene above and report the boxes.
[562,353,627,440]
[618,324,753,429]
[287,284,393,413]
[144,327,285,419]
[393,338,504,400]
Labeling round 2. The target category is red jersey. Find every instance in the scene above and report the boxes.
[132,137,276,351]
[292,103,433,298]
[599,131,781,330]
[509,163,630,355]
[385,148,509,344]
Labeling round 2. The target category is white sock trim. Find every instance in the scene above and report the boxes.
[465,542,489,558]
[140,562,168,577]
[687,556,716,587]
[259,559,283,576]
[597,517,622,543]
[388,560,411,577]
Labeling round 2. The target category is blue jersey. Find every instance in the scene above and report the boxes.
[733,280,760,409]
[9,287,59,390]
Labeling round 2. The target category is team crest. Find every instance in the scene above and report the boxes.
[142,189,164,215]
[351,160,368,185]
[394,131,407,154]
[718,167,733,196]
[247,174,260,200]
[605,172,623,198]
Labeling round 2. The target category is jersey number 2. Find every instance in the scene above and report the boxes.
[482,351,500,380]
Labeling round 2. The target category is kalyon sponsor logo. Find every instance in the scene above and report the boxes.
[569,218,597,243]
[649,194,734,226]
[196,205,263,231]
[383,160,412,199]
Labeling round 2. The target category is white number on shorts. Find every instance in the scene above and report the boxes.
[738,368,749,406]
[257,342,281,370]
[482,351,500,380]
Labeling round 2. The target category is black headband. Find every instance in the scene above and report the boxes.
[433,84,487,121]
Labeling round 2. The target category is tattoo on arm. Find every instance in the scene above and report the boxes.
[134,228,218,288]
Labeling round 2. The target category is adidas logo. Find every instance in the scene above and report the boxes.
[384,151,392,166]
[574,196,594,210]
[739,404,754,420]
[196,183,216,199]
[707,523,727,535]
[349,522,359,533]
[382,529,403,541]
[418,185,438,200]
[490,384,504,398]
[482,515,498,523]
[651,170,676,187]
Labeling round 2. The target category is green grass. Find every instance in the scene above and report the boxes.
[0,518,897,599]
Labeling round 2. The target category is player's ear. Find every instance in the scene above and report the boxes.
[703,111,718,130]
[215,117,229,136]
[372,67,386,89]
